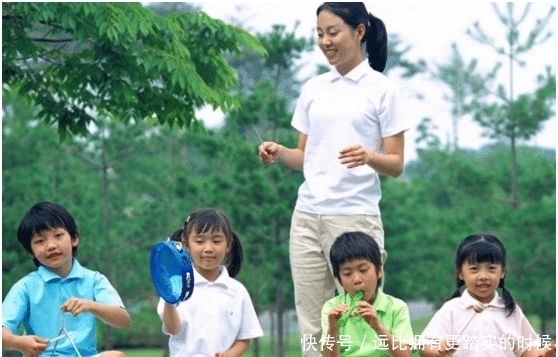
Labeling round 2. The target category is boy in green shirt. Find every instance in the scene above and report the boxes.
[321,231,413,357]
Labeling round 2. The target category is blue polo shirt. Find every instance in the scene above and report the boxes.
[2,259,125,357]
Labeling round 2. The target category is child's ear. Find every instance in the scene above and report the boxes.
[26,251,36,261]
[377,265,384,280]
[72,235,80,247]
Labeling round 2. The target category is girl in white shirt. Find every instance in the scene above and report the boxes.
[419,234,555,357]
[157,208,263,357]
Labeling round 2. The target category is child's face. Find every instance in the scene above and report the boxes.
[458,260,505,303]
[29,227,79,277]
[184,227,229,282]
[338,258,382,303]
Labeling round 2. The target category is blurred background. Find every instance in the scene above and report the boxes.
[2,2,555,356]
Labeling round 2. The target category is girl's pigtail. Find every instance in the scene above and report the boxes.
[169,228,184,242]
[366,13,388,72]
[499,278,516,317]
[226,231,244,278]
[450,279,465,300]
[170,214,190,242]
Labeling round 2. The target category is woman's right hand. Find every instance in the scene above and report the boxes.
[258,141,280,165]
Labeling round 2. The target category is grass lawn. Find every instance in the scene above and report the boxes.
[121,349,163,357]
[122,316,432,357]
[122,315,552,357]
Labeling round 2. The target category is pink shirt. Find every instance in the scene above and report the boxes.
[419,289,540,357]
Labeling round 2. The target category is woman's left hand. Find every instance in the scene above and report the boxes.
[338,145,372,168]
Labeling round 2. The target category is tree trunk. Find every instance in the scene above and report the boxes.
[101,143,115,350]
[276,278,285,357]
[270,310,275,355]
[275,217,286,357]
[510,134,519,209]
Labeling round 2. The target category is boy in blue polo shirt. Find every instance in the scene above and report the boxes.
[2,201,131,357]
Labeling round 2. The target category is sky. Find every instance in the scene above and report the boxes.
[196,2,556,161]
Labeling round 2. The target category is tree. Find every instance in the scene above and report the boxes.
[2,2,266,139]
[384,144,556,326]
[430,43,499,150]
[223,23,311,357]
[385,34,427,78]
[466,3,556,208]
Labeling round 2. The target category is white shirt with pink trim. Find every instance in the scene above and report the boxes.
[419,289,541,357]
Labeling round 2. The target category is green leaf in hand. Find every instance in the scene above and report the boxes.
[338,290,365,327]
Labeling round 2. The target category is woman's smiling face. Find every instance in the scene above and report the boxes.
[317,9,365,75]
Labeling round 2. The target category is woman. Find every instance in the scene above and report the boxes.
[257,3,409,356]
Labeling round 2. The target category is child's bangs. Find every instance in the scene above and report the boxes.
[461,240,505,266]
[24,215,66,237]
[190,211,229,236]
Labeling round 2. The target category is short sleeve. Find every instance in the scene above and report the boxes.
[378,84,411,138]
[237,288,264,340]
[2,279,29,333]
[390,302,415,346]
[93,272,125,308]
[419,304,453,342]
[290,85,310,135]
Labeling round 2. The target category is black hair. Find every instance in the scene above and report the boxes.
[175,208,243,278]
[16,201,80,267]
[317,2,388,72]
[451,233,516,316]
[330,231,383,287]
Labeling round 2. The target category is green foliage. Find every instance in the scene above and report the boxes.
[383,144,556,333]
[2,2,266,139]
[2,4,555,352]
[98,302,166,349]
[430,43,500,149]
[459,3,555,209]
[385,34,427,77]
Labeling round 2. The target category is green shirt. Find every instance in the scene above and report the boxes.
[321,290,414,357]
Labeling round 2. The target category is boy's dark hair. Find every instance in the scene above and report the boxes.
[330,231,383,286]
[176,208,243,278]
[17,201,80,267]
[451,233,516,316]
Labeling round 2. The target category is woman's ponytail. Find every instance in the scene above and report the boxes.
[366,13,388,72]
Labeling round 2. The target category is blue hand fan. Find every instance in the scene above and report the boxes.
[149,239,194,304]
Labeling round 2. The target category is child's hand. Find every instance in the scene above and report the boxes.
[355,300,381,330]
[537,341,556,357]
[328,304,350,329]
[19,335,49,357]
[60,297,92,316]
[435,339,459,356]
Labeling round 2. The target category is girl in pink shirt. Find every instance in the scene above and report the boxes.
[419,234,555,357]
